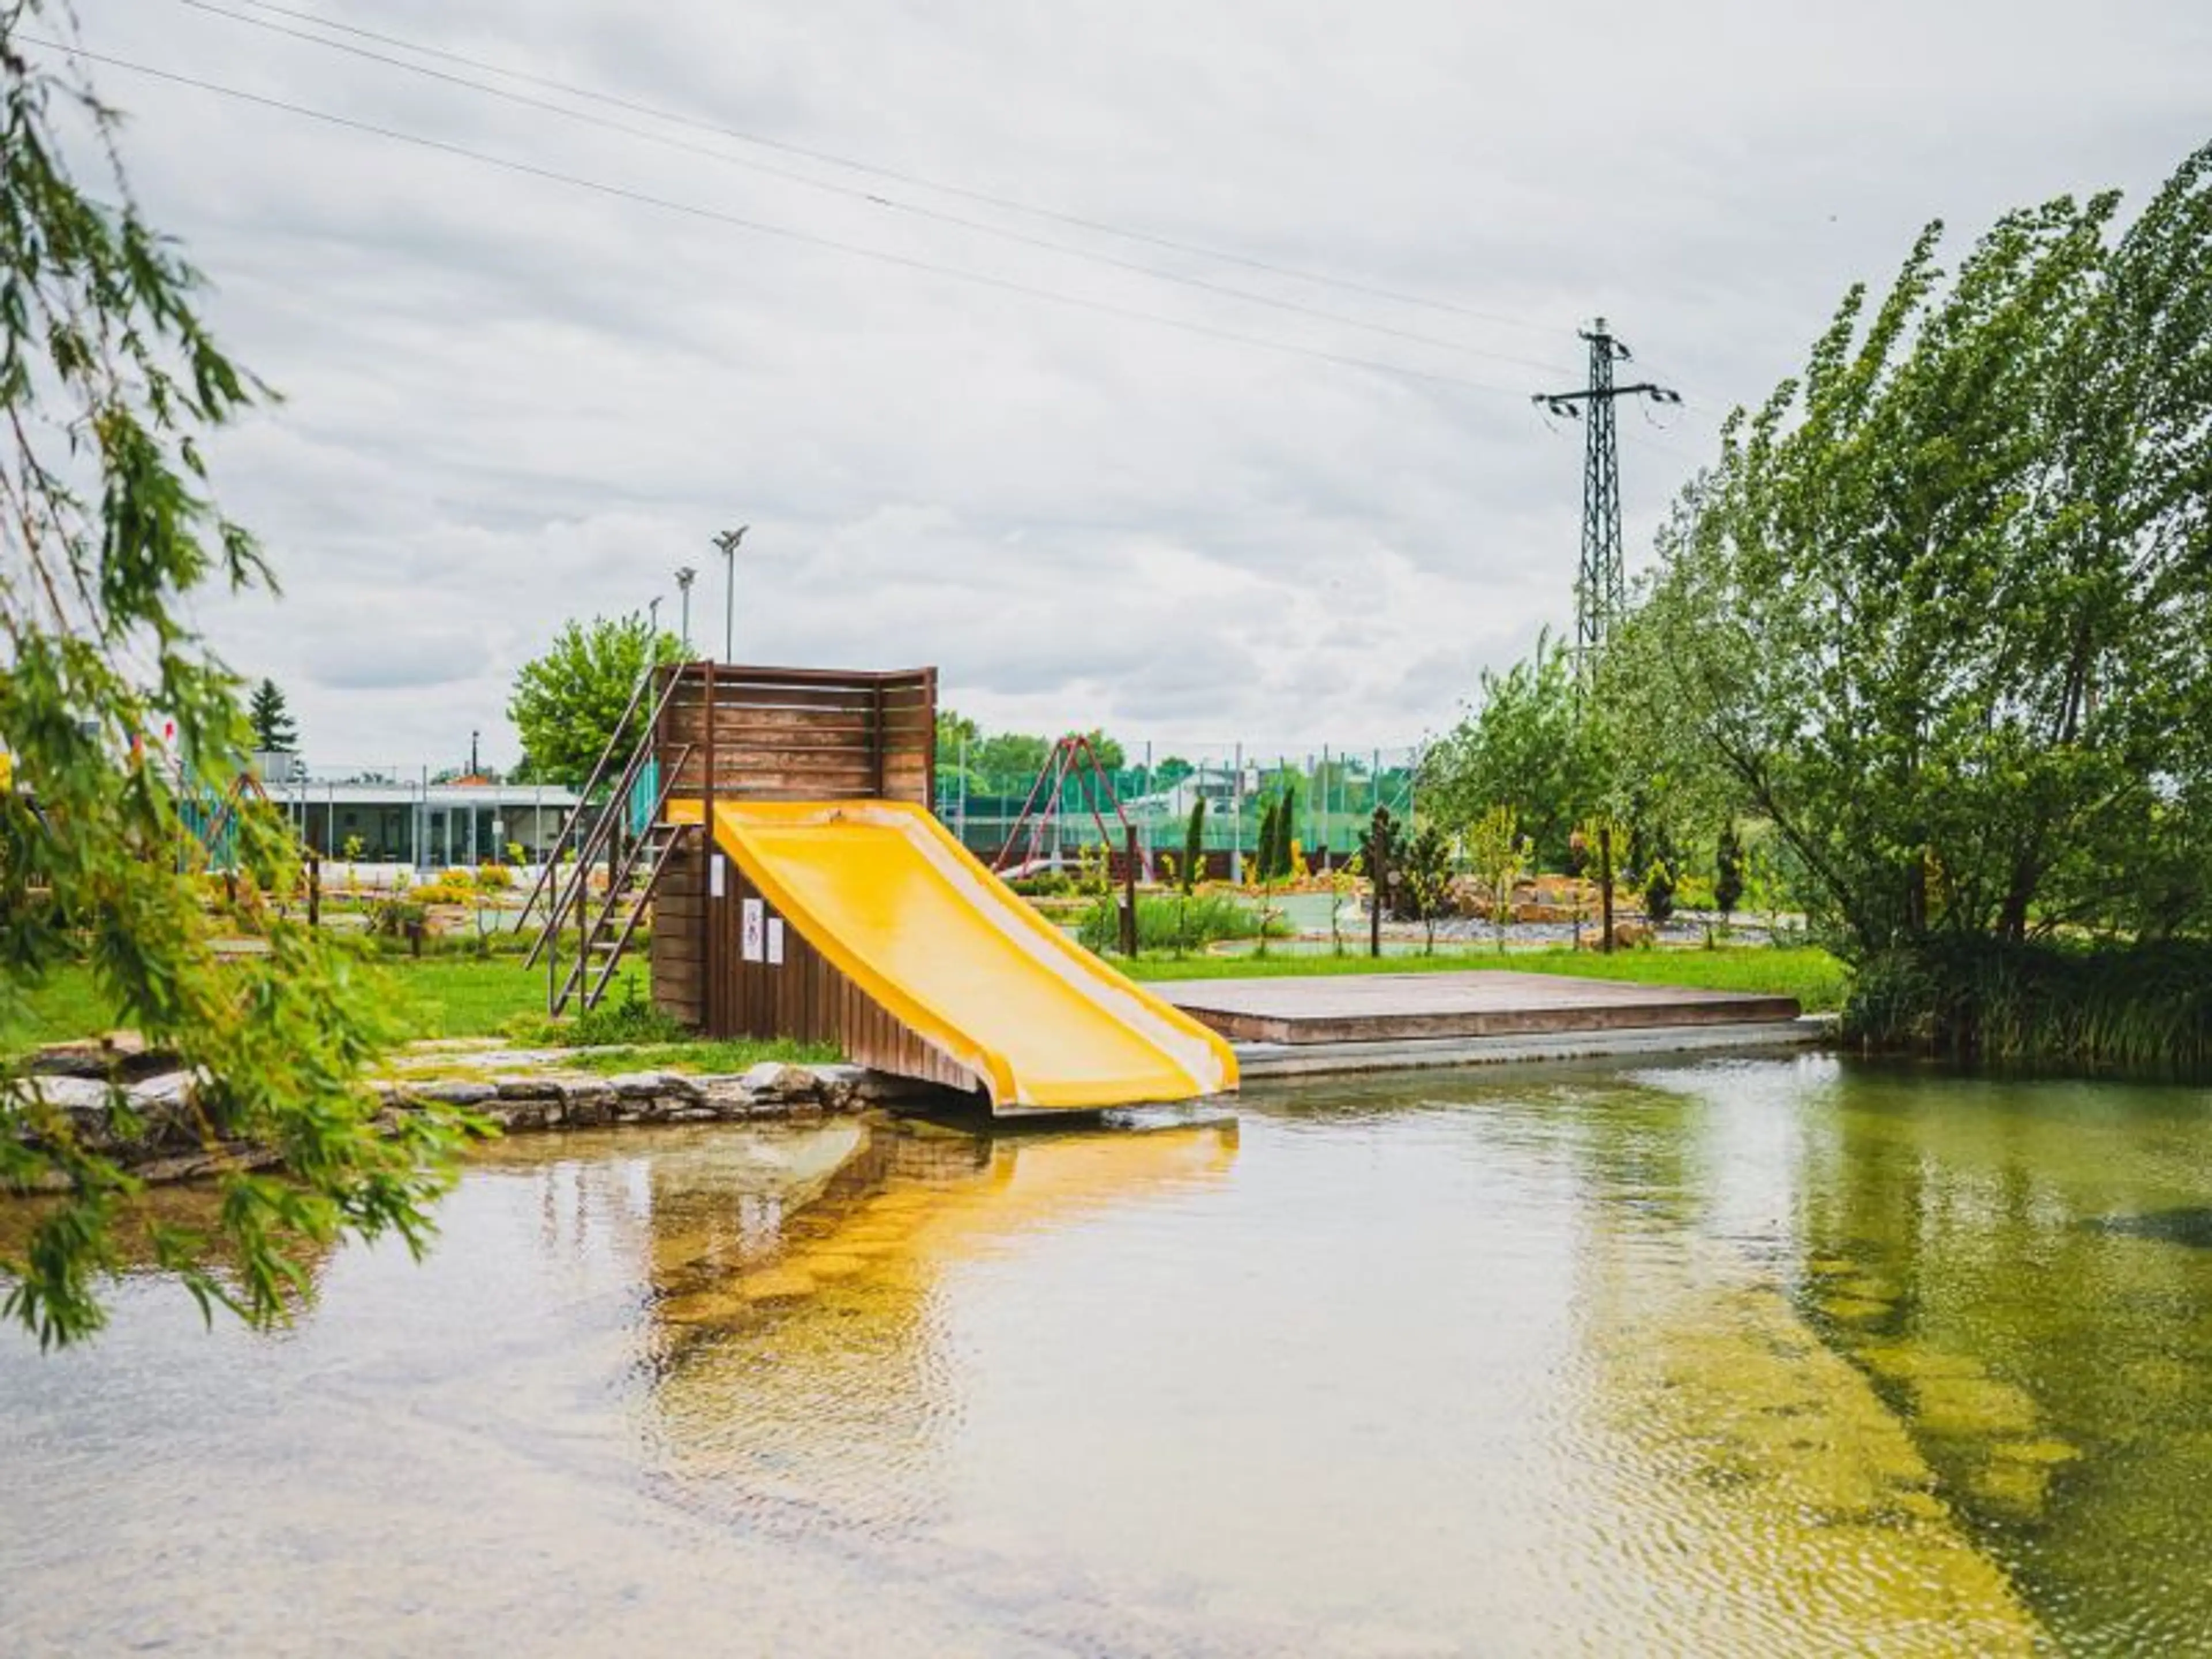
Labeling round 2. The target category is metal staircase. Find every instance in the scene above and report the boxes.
[517,667,695,1016]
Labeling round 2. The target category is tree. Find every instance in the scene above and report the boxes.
[1279,783,1300,873]
[1359,806,1406,955]
[1,18,470,1347]
[1608,144,2212,959]
[975,732,1049,797]
[248,679,298,753]
[935,709,982,757]
[1155,756,1195,791]
[1421,630,1603,871]
[1399,822,1458,955]
[1639,827,1678,926]
[1464,804,1533,953]
[1714,823,1745,921]
[506,615,682,788]
[1181,798,1205,895]
[1065,729,1125,772]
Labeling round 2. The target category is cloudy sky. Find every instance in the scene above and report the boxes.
[42,0,2211,769]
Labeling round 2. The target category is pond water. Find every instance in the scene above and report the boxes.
[6,1056,2212,1654]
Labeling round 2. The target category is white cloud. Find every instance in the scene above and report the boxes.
[43,0,2212,768]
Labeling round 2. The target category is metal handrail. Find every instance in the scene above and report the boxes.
[514,662,671,929]
[552,744,694,1010]
[522,666,694,965]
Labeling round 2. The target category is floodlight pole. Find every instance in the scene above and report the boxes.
[713,526,749,664]
[675,566,696,653]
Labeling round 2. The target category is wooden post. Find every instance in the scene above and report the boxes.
[701,661,719,1035]
[1121,825,1139,956]
[870,679,888,801]
[1369,809,1385,959]
[308,850,320,929]
[921,666,938,810]
[1599,823,1615,955]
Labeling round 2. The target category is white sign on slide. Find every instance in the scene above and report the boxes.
[767,918,786,966]
[741,897,765,963]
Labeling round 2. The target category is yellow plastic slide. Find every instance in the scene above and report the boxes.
[691,800,1238,1113]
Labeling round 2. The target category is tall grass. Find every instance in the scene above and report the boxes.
[1076,892,1287,955]
[1845,940,2212,1075]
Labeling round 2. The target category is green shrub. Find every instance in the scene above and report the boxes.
[474,862,515,891]
[559,978,688,1047]
[409,878,475,906]
[368,893,427,938]
[1008,872,1075,898]
[1675,873,1717,912]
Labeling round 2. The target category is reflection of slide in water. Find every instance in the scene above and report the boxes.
[680,799,1237,1111]
[641,1120,1238,1529]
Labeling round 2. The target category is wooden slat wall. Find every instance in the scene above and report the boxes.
[651,662,935,807]
[648,661,968,1094]
[650,841,707,1027]
[705,859,979,1092]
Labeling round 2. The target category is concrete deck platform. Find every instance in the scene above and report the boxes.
[1228,1016,1830,1080]
[1158,969,1803,1047]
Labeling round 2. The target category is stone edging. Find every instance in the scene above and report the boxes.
[14,1063,953,1188]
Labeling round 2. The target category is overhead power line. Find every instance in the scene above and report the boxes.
[181,0,1576,349]
[31,37,1535,399]
[175,0,1577,378]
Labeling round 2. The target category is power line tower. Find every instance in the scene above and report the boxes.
[1533,319,1680,671]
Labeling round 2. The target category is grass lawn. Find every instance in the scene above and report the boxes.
[3,939,1850,1059]
[1122,944,1851,1012]
[1,953,625,1054]
[557,1038,840,1075]
[377,955,621,1041]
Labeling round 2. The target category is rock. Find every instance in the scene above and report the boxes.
[17,1075,124,1151]
[740,1062,824,1104]
[493,1077,565,1101]
[127,1071,194,1109]
[25,1075,116,1115]
[698,1078,752,1113]
[28,1031,171,1080]
[419,1080,498,1107]
[604,1070,669,1099]
[852,1070,949,1104]
[564,1085,615,1127]
[810,1064,866,1110]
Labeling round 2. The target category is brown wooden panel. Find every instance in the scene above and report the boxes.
[649,662,960,1077]
[650,660,933,810]
[663,854,978,1094]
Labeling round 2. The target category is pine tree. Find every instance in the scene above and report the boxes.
[1715,823,1745,919]
[248,677,298,753]
[1642,827,1679,925]
[1181,798,1206,895]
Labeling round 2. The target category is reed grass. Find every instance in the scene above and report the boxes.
[1844,939,2212,1075]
